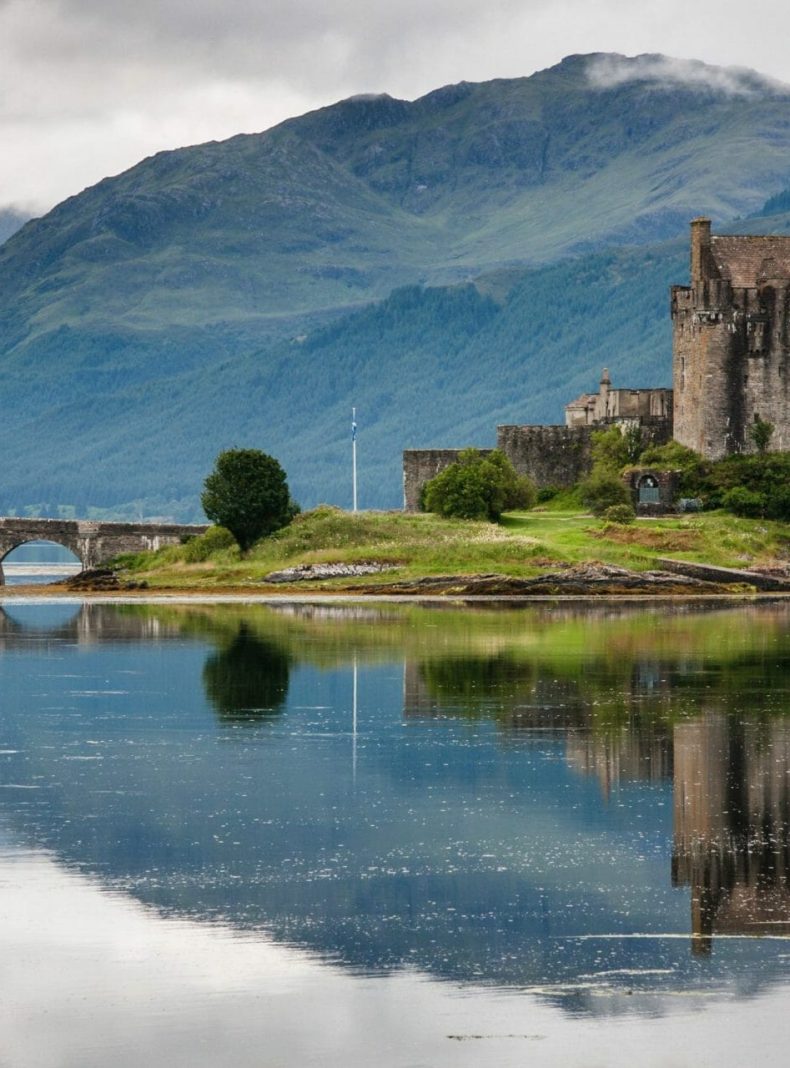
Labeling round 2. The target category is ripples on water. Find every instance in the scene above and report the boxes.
[1,599,790,1066]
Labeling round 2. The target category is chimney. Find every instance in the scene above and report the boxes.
[599,367,611,419]
[690,217,712,283]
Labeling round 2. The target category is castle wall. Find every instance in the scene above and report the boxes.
[496,425,596,487]
[743,282,790,452]
[498,422,671,488]
[672,219,790,457]
[672,287,743,457]
[402,449,492,511]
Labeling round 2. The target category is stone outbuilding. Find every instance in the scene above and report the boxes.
[622,468,680,516]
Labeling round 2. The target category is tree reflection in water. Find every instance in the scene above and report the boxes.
[202,623,290,723]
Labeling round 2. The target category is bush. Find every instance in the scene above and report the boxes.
[536,486,559,503]
[590,427,629,472]
[766,487,790,521]
[579,469,631,516]
[706,453,790,512]
[721,486,766,518]
[181,525,236,563]
[638,441,709,496]
[423,448,537,522]
[603,503,636,525]
[201,448,297,552]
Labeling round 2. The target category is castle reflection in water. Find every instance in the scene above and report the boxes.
[404,658,790,953]
[3,601,790,958]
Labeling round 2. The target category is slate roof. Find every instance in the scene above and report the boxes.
[710,235,790,287]
[565,393,597,410]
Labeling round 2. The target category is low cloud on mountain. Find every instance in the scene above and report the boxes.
[586,53,789,97]
[4,0,790,213]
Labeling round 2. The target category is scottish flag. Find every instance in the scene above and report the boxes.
[352,412,357,442]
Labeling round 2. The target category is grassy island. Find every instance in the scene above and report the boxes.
[108,501,790,594]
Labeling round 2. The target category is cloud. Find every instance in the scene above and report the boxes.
[586,53,789,96]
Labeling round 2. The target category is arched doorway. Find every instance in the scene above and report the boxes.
[1,540,82,586]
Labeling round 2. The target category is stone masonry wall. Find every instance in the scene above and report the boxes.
[672,220,790,458]
[403,449,456,512]
[496,425,597,487]
[403,449,490,511]
[404,423,673,510]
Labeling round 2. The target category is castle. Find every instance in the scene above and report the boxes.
[673,217,790,456]
[403,218,790,509]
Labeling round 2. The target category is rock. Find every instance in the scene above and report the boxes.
[347,563,737,596]
[263,562,397,583]
[59,569,148,591]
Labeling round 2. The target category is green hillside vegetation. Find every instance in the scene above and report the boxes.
[0,240,683,518]
[3,54,790,517]
[114,504,790,590]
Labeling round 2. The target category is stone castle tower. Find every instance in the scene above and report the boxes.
[672,218,790,457]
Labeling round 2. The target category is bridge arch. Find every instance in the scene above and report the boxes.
[0,540,83,585]
[0,517,208,585]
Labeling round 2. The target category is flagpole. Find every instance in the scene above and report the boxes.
[352,407,358,513]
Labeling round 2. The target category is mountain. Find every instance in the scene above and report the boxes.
[1,53,790,517]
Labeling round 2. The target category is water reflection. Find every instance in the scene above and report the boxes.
[673,715,790,953]
[1,600,790,1020]
[203,623,290,723]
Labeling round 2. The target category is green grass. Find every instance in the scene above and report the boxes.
[114,504,790,589]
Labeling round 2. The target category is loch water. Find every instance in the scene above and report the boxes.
[1,598,790,1066]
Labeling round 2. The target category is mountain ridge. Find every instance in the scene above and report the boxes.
[2,53,790,517]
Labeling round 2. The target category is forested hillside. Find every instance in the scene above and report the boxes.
[1,53,789,516]
[0,240,684,517]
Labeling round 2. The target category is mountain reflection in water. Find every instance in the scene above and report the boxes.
[0,600,790,1016]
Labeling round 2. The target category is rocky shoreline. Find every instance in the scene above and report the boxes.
[346,563,753,596]
[3,561,787,599]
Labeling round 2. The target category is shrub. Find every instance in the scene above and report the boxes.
[181,525,236,563]
[590,427,629,472]
[603,503,636,525]
[536,486,559,503]
[638,440,709,496]
[579,469,631,516]
[721,486,766,518]
[706,453,790,511]
[766,487,790,521]
[423,448,536,522]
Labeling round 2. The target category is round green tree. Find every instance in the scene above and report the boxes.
[201,448,294,552]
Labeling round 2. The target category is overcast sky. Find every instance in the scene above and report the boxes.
[3,0,790,215]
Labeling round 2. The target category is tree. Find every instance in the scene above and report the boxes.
[579,468,631,516]
[201,449,295,552]
[203,624,291,723]
[423,448,536,522]
[590,427,629,473]
[589,425,644,472]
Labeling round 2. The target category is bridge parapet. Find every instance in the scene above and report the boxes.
[0,518,208,582]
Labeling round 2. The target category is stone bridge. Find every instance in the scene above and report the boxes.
[0,517,207,583]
